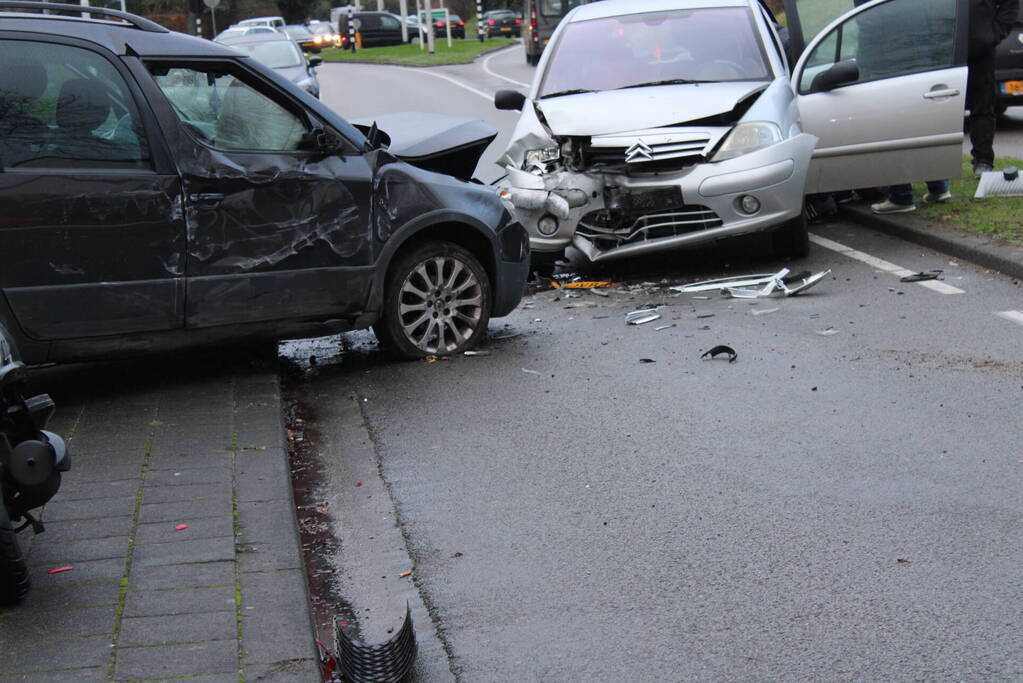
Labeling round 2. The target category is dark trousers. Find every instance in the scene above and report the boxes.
[889,180,950,205]
[966,50,996,167]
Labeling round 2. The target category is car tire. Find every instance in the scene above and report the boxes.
[771,207,809,259]
[0,494,30,606]
[527,52,540,66]
[374,241,492,358]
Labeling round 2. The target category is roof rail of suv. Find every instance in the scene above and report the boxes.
[0,0,168,32]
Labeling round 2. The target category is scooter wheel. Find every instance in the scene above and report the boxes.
[0,495,30,605]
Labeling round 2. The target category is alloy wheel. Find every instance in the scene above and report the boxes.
[397,255,484,354]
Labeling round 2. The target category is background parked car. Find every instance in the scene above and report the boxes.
[523,0,598,65]
[995,2,1023,114]
[338,11,407,48]
[284,24,319,52]
[482,9,522,38]
[237,16,286,31]
[214,25,277,41]
[432,13,465,39]
[307,21,341,48]
[218,33,322,97]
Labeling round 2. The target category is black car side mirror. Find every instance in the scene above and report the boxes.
[304,128,345,156]
[495,89,526,111]
[308,55,323,68]
[810,60,860,93]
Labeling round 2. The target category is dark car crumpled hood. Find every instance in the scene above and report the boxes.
[354,111,498,181]
[536,81,769,136]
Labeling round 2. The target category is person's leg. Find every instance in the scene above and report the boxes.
[872,184,916,213]
[923,179,951,203]
[967,51,996,173]
[888,184,914,205]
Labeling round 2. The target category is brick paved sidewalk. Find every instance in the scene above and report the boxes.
[0,352,318,681]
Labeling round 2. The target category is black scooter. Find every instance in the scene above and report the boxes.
[0,330,70,605]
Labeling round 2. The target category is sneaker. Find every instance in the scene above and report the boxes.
[973,163,993,178]
[871,199,916,214]
[922,191,952,203]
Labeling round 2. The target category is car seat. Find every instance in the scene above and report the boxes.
[51,77,118,164]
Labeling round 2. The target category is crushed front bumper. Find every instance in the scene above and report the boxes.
[501,134,817,262]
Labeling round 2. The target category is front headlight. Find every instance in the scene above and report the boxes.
[314,35,323,43]
[523,146,560,172]
[711,122,783,162]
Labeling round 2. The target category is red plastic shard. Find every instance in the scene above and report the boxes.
[47,566,74,574]
[174,524,189,531]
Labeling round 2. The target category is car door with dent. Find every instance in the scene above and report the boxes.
[138,59,375,329]
[785,0,969,193]
[0,35,185,345]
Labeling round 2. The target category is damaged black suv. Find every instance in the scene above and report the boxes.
[0,2,529,364]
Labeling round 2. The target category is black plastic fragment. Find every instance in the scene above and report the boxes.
[639,358,656,363]
[899,269,942,283]
[701,345,737,363]
[334,605,417,683]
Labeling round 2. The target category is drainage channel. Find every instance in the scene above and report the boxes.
[279,336,455,681]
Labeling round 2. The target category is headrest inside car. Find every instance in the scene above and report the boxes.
[55,78,112,133]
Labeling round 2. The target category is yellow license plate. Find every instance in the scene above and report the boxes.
[1004,80,1023,94]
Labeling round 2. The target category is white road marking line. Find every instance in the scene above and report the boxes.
[396,67,493,101]
[809,233,966,294]
[482,47,530,88]
[995,310,1023,326]
[917,280,967,295]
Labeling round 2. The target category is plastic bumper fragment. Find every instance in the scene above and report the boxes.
[672,269,830,298]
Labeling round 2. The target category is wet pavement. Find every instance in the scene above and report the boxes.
[278,215,1023,680]
[0,349,318,681]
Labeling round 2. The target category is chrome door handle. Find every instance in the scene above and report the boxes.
[923,88,960,99]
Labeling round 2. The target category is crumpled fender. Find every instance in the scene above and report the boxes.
[365,158,510,314]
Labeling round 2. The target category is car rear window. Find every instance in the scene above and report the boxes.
[0,39,151,170]
[539,7,771,97]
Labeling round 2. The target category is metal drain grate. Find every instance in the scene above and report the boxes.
[333,604,417,682]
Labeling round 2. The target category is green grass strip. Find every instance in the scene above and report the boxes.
[318,37,518,66]
[912,155,1023,246]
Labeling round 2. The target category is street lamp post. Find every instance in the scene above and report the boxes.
[476,0,483,42]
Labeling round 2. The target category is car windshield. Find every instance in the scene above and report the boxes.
[236,40,304,69]
[538,7,771,98]
[309,23,333,34]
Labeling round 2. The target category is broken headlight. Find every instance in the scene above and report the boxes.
[523,146,560,173]
[711,122,782,162]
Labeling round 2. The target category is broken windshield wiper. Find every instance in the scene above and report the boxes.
[617,79,717,89]
[539,88,599,99]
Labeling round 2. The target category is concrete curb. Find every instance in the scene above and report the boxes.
[840,203,1023,282]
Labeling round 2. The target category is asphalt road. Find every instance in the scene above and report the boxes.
[297,47,1023,680]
